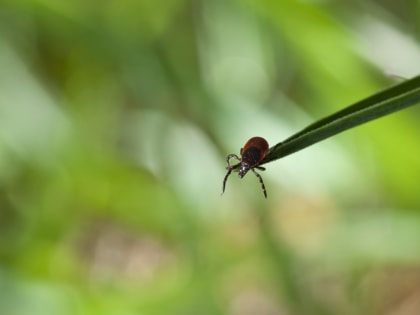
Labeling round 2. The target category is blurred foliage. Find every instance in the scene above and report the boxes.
[0,0,420,314]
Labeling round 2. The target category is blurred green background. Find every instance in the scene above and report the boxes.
[0,0,420,314]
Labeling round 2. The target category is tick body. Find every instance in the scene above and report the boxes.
[222,137,269,198]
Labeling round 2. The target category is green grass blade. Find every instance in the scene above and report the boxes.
[262,75,420,164]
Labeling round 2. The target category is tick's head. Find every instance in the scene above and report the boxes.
[238,163,250,178]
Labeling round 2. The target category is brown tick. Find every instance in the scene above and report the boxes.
[222,137,269,198]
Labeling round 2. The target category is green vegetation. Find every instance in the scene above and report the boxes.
[263,75,420,163]
[0,1,419,314]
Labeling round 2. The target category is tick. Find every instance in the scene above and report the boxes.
[222,137,269,198]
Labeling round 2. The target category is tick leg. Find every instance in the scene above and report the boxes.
[251,168,267,198]
[256,166,265,171]
[222,168,233,195]
[226,154,240,167]
[223,154,241,196]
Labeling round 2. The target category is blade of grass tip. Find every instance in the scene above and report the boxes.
[278,75,420,144]
[261,75,420,164]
